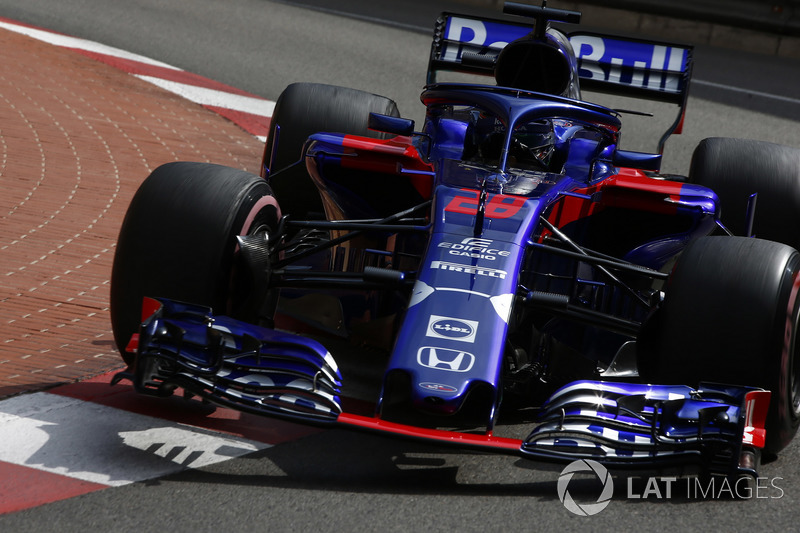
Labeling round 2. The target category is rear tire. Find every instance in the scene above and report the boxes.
[262,82,400,218]
[690,137,800,250]
[110,162,280,365]
[639,236,800,454]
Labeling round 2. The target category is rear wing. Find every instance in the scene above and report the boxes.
[427,13,694,152]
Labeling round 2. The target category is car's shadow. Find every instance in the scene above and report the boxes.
[9,377,798,504]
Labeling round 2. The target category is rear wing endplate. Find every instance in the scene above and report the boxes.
[427,13,694,152]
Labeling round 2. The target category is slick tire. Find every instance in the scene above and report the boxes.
[110,162,280,366]
[690,137,800,250]
[262,82,400,219]
[639,236,800,454]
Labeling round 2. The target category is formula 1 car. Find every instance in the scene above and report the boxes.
[109,2,800,481]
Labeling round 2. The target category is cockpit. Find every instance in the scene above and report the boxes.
[425,101,618,185]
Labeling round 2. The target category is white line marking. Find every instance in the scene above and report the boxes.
[135,75,275,117]
[0,392,268,487]
[694,78,800,106]
[0,19,275,122]
[0,20,179,70]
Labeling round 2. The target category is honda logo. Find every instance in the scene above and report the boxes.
[417,346,475,372]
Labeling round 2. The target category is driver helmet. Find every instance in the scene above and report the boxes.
[509,120,555,170]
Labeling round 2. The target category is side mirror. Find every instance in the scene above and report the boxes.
[368,113,415,136]
[612,150,662,172]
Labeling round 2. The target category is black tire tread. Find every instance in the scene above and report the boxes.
[640,236,800,453]
[110,162,277,364]
[262,82,400,218]
[690,137,800,249]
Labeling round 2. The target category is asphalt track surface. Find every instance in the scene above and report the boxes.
[2,0,800,531]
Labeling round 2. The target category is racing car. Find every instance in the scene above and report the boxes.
[109,2,800,482]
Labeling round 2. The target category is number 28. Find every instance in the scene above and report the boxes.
[444,190,526,219]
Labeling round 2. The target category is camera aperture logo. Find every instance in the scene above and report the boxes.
[557,459,614,516]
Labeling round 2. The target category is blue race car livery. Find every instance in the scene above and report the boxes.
[110,2,800,483]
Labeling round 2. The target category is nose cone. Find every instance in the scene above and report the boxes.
[381,367,498,428]
[414,375,466,415]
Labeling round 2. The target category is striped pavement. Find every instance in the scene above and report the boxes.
[0,17,274,141]
[0,17,293,515]
[0,371,320,514]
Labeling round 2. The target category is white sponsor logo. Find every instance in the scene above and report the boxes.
[426,315,478,343]
[430,260,507,279]
[569,35,686,92]
[438,237,511,261]
[419,382,459,393]
[444,16,687,93]
[417,346,476,372]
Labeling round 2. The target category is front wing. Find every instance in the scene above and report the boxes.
[115,298,769,480]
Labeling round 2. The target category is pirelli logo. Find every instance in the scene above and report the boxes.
[430,260,507,279]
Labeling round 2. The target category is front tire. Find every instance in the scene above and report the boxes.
[639,236,800,454]
[110,162,280,365]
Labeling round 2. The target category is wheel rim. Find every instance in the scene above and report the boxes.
[227,197,278,320]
